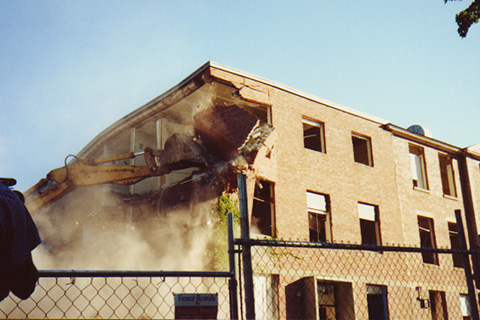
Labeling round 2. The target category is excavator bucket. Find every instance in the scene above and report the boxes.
[144,133,209,175]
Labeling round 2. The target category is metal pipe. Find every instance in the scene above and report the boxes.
[39,270,231,278]
[228,212,239,320]
[235,238,470,254]
[456,209,479,320]
[238,173,255,320]
[93,152,137,165]
[458,151,480,289]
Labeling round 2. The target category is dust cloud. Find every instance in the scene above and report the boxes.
[31,182,222,271]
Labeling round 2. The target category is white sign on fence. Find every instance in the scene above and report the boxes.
[174,293,218,319]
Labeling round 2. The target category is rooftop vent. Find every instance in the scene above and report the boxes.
[407,124,432,137]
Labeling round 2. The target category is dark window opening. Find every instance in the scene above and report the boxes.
[366,284,389,320]
[303,119,325,153]
[429,291,448,320]
[360,219,379,245]
[448,222,464,268]
[418,216,439,265]
[241,105,271,124]
[309,212,327,242]
[439,154,457,197]
[286,278,355,320]
[252,180,275,237]
[352,134,373,166]
[358,203,381,246]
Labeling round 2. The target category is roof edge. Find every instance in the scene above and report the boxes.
[384,124,480,160]
[208,61,390,125]
[76,61,214,159]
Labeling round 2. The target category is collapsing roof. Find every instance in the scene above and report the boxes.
[72,61,390,162]
[24,65,277,270]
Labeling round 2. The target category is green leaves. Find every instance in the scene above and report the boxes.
[209,192,240,271]
[446,0,480,37]
[456,0,480,37]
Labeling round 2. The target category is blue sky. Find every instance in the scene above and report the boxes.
[1,1,479,191]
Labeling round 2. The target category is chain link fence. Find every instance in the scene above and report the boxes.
[1,271,232,319]
[2,232,479,318]
[239,238,478,320]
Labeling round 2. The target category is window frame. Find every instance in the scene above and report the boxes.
[317,281,336,320]
[253,274,279,319]
[460,294,472,320]
[439,153,457,197]
[418,216,439,265]
[448,222,464,268]
[366,284,389,320]
[307,191,331,243]
[429,290,448,320]
[358,202,381,246]
[252,180,276,237]
[302,118,326,153]
[352,133,373,166]
[409,144,429,190]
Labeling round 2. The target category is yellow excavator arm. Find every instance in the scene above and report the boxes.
[24,104,275,214]
[24,133,209,214]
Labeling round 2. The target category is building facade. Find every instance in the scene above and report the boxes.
[26,62,480,319]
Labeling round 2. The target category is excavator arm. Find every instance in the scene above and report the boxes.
[25,104,274,214]
[24,133,209,214]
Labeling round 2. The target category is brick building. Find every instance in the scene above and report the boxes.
[27,62,480,319]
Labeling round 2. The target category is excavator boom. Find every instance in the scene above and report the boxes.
[25,104,274,214]
[25,133,209,214]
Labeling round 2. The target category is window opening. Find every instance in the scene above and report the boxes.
[252,180,276,237]
[303,119,325,153]
[358,203,381,245]
[460,294,472,320]
[286,278,355,320]
[307,192,331,242]
[366,284,389,320]
[410,145,428,189]
[352,134,373,166]
[254,274,279,319]
[429,290,448,320]
[317,282,336,320]
[439,154,457,197]
[418,216,439,265]
[241,105,271,124]
[448,222,464,268]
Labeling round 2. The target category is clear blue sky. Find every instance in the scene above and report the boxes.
[1,1,479,191]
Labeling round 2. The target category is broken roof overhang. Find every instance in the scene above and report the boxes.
[76,61,391,161]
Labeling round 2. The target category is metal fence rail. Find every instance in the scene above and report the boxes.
[237,238,478,320]
[1,270,232,319]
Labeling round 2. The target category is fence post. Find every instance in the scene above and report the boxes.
[238,173,255,320]
[227,212,239,320]
[455,209,479,319]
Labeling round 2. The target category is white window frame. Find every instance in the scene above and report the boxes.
[460,294,472,319]
[358,202,381,245]
[307,191,331,242]
[409,144,428,190]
